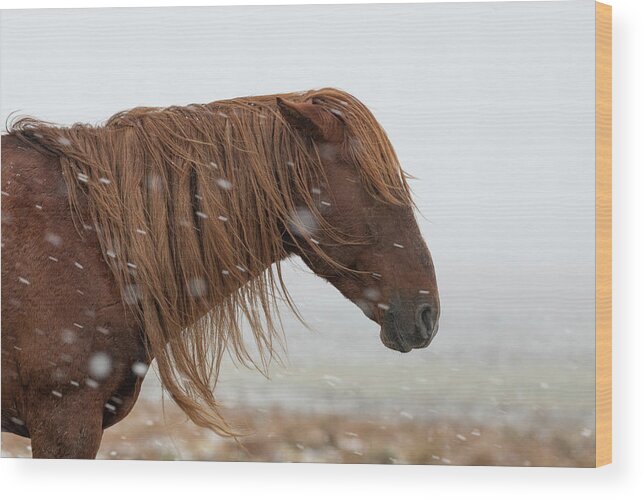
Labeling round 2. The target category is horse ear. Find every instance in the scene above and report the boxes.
[276,97,344,143]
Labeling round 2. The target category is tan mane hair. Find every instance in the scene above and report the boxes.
[8,88,412,435]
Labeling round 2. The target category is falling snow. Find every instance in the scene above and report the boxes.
[61,329,76,344]
[318,143,338,161]
[147,174,162,191]
[132,362,148,377]
[216,178,232,190]
[288,207,319,238]
[45,232,62,247]
[188,277,208,298]
[123,284,142,305]
[88,352,112,380]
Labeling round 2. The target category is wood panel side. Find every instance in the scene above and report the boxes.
[595,1,612,468]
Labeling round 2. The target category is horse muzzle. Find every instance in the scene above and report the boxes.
[379,302,439,353]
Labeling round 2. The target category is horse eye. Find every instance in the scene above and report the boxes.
[365,218,380,242]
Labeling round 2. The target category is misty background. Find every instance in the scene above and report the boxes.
[1,1,596,437]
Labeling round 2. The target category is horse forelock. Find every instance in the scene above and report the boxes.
[7,88,411,435]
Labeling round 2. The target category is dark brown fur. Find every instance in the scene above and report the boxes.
[1,88,439,458]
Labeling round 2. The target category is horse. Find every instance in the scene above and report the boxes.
[1,88,440,459]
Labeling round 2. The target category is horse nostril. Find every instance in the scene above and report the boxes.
[417,304,437,341]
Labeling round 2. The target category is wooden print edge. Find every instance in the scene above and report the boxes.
[595,1,612,468]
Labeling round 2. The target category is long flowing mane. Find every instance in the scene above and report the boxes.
[8,88,412,435]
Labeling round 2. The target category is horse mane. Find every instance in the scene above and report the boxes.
[8,88,412,436]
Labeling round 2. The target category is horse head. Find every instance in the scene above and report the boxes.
[277,95,440,352]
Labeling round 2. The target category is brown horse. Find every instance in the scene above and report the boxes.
[1,88,439,458]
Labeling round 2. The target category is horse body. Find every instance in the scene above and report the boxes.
[2,135,147,456]
[1,89,439,458]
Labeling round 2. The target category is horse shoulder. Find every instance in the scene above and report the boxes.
[1,134,147,441]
